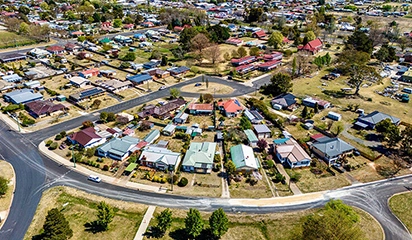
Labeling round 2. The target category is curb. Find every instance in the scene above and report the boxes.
[353,207,386,240]
[0,161,16,230]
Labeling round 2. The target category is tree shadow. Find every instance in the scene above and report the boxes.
[169,228,187,240]
[84,221,105,234]
[144,226,165,239]
[31,234,44,240]
[322,90,348,98]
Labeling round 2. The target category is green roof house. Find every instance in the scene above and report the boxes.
[244,129,258,147]
[230,144,260,173]
[96,136,140,161]
[182,142,217,174]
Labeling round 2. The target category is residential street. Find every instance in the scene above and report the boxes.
[0,76,410,240]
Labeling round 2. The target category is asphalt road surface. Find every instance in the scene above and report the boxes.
[0,76,411,240]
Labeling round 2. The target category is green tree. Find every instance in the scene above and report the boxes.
[209,208,229,239]
[42,208,73,240]
[376,119,402,147]
[122,52,136,61]
[206,78,209,88]
[239,115,252,130]
[185,208,204,239]
[156,208,173,235]
[293,200,363,240]
[338,50,370,74]
[169,88,180,99]
[107,112,116,122]
[348,64,379,95]
[96,201,114,231]
[246,8,264,22]
[262,73,293,96]
[324,52,331,65]
[113,18,123,28]
[199,94,204,103]
[224,160,236,175]
[346,30,373,54]
[305,30,316,41]
[401,126,412,156]
[100,112,108,122]
[302,106,309,119]
[0,176,9,197]
[19,22,29,34]
[208,24,230,43]
[249,46,260,56]
[237,46,247,58]
[291,57,297,78]
[267,31,283,49]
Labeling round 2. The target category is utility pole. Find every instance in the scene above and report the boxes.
[71,144,77,168]
[170,170,174,191]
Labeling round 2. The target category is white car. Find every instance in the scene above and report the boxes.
[88,175,101,183]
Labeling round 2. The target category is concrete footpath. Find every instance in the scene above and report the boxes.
[134,206,156,240]
[38,141,166,193]
[0,112,30,133]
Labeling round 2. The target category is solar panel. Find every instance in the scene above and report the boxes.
[234,99,241,107]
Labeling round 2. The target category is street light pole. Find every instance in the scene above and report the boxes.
[71,144,77,168]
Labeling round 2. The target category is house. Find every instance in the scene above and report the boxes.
[65,43,82,53]
[244,109,264,124]
[236,64,256,74]
[162,124,176,136]
[253,124,271,138]
[69,88,104,103]
[134,33,146,41]
[141,21,154,28]
[69,76,90,88]
[28,48,50,59]
[123,23,134,30]
[244,129,259,147]
[25,100,67,118]
[188,103,214,115]
[77,51,92,60]
[4,89,43,104]
[127,74,152,85]
[2,74,22,83]
[67,127,106,149]
[298,38,323,54]
[303,97,330,109]
[271,93,297,111]
[182,142,217,174]
[185,123,203,137]
[78,68,99,78]
[225,37,243,46]
[101,21,112,30]
[100,70,116,78]
[143,129,160,144]
[139,146,181,171]
[231,56,256,66]
[218,99,243,117]
[173,26,184,32]
[96,136,140,161]
[0,53,26,63]
[117,112,134,122]
[169,66,190,76]
[327,111,342,121]
[138,99,186,119]
[155,69,170,78]
[312,137,355,166]
[354,111,401,129]
[257,60,281,71]
[46,46,65,55]
[98,79,131,93]
[252,29,266,39]
[24,81,41,89]
[230,144,260,172]
[70,31,84,37]
[275,138,311,168]
[174,112,189,124]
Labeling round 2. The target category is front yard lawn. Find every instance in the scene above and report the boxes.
[389,192,412,233]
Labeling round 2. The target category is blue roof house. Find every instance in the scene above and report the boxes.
[127,74,152,85]
[4,89,43,104]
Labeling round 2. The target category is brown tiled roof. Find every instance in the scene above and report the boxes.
[188,103,213,111]
[25,100,67,117]
[68,127,101,147]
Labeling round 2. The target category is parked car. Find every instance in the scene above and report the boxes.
[88,175,101,183]
[158,86,166,90]
[195,83,202,87]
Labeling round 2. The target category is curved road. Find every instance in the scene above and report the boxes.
[0,76,411,240]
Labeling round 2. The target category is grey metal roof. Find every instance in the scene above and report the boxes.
[4,89,43,104]
[253,124,271,134]
[312,138,354,157]
[358,111,400,126]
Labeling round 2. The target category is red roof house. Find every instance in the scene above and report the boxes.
[123,24,134,30]
[25,100,68,118]
[173,26,184,32]
[225,37,243,46]
[46,46,65,54]
[71,31,84,36]
[79,68,99,78]
[298,38,323,54]
[236,64,256,74]
[252,30,266,39]
[188,103,214,115]
[263,52,283,61]
[67,127,106,148]
[218,99,244,117]
[231,56,256,66]
[142,22,154,28]
[258,60,281,71]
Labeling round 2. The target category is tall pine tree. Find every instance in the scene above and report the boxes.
[42,208,73,240]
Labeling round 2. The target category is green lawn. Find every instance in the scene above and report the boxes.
[0,31,37,49]
[144,206,383,240]
[25,187,146,240]
[389,192,412,232]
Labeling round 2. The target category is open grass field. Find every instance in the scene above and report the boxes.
[286,167,351,193]
[0,160,14,225]
[389,192,412,233]
[0,31,37,49]
[25,187,146,240]
[229,176,273,199]
[180,82,234,95]
[144,205,383,240]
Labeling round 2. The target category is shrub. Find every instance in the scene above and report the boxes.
[66,152,71,157]
[55,134,62,140]
[178,177,189,187]
[103,165,109,171]
[45,140,53,146]
[325,43,331,48]
[49,142,58,150]
[96,164,100,168]
[60,131,67,137]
